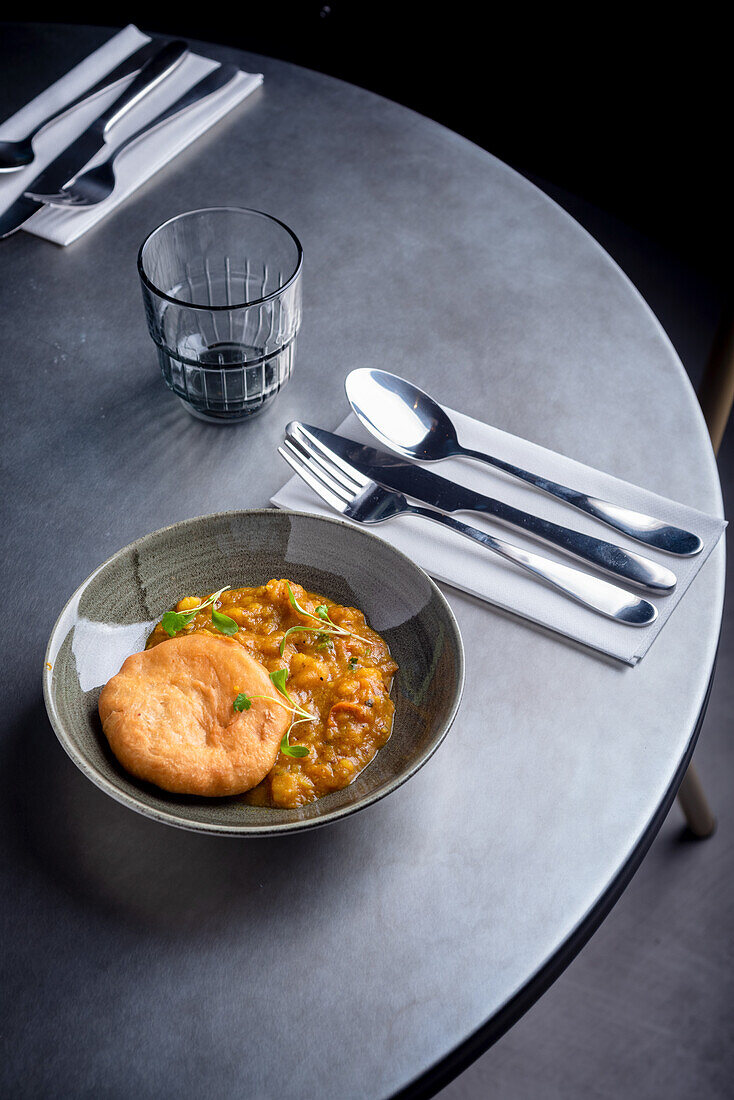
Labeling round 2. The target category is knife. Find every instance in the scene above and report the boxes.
[0,37,169,173]
[29,65,242,207]
[289,422,678,594]
[0,39,188,238]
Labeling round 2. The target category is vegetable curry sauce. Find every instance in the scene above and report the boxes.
[146,579,397,808]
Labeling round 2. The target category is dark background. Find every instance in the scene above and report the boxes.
[10,3,731,295]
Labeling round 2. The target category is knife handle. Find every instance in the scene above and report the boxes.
[407,506,658,626]
[459,444,703,556]
[21,39,165,146]
[467,496,677,593]
[97,40,188,134]
[107,64,240,161]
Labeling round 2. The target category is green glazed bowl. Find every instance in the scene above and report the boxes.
[43,510,464,835]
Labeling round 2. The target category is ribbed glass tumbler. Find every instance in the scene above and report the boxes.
[138,208,303,423]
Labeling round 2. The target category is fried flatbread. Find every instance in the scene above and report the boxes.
[98,633,290,796]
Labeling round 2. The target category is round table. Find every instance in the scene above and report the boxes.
[0,25,724,1100]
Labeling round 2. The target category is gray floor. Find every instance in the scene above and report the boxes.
[440,189,734,1100]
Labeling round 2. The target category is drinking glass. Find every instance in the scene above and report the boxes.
[138,207,303,423]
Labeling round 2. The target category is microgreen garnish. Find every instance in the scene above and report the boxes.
[280,733,310,758]
[287,586,316,618]
[211,608,238,635]
[279,583,369,655]
[269,667,289,693]
[279,624,329,651]
[348,657,358,670]
[162,586,236,638]
[267,669,311,717]
[232,667,313,758]
[269,669,313,758]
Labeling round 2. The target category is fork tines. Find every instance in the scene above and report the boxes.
[279,422,369,515]
[278,441,353,515]
[278,441,346,513]
[288,422,369,487]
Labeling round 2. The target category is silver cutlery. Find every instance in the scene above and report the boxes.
[345,368,703,557]
[29,64,240,208]
[0,38,165,172]
[287,421,676,593]
[280,426,658,626]
[0,39,188,238]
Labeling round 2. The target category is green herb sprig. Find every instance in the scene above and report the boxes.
[232,668,312,758]
[211,609,239,636]
[279,583,368,656]
[161,586,238,638]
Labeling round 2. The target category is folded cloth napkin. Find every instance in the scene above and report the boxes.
[271,409,726,665]
[0,25,262,245]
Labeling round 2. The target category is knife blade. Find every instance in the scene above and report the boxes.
[0,39,188,238]
[0,193,39,238]
[289,422,678,594]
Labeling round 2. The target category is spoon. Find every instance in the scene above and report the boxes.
[0,38,163,172]
[345,368,704,557]
[28,65,241,208]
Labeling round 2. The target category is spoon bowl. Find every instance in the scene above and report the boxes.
[0,38,167,174]
[346,368,459,461]
[0,137,35,172]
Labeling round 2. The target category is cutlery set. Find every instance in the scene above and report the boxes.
[280,370,704,626]
[0,38,166,173]
[0,38,241,237]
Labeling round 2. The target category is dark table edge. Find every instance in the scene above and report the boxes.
[391,638,720,1100]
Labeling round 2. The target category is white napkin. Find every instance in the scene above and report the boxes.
[0,25,262,245]
[271,410,726,665]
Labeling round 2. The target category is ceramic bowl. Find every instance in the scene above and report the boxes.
[43,510,464,835]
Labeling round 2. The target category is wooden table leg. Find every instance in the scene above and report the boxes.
[677,762,717,837]
[696,301,734,453]
[675,304,733,837]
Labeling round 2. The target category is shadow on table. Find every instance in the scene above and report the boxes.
[2,698,380,935]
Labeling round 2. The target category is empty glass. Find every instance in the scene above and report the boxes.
[138,207,303,423]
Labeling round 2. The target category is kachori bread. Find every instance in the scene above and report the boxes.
[98,633,290,796]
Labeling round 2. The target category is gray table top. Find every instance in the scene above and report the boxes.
[0,24,725,1100]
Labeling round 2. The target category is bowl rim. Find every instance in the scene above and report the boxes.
[42,508,465,837]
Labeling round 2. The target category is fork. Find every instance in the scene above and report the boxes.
[27,63,241,208]
[279,426,658,626]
